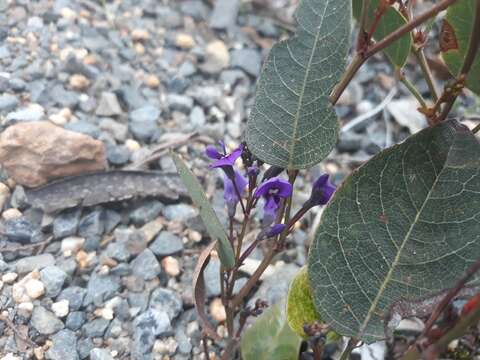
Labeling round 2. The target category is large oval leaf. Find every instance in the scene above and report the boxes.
[171,152,235,269]
[352,0,411,67]
[441,0,480,95]
[287,267,341,342]
[246,0,351,169]
[308,120,480,343]
[241,302,302,360]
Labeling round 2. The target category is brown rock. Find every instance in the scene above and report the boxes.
[0,122,106,187]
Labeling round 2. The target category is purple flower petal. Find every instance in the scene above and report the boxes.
[265,223,286,237]
[209,144,244,169]
[310,174,336,205]
[223,170,248,206]
[253,177,292,198]
[206,145,222,160]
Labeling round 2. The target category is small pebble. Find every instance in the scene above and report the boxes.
[125,139,141,152]
[69,74,90,90]
[145,74,160,88]
[52,299,70,317]
[18,302,34,312]
[175,33,195,49]
[2,208,22,220]
[0,183,10,209]
[2,272,18,284]
[132,28,150,41]
[61,236,85,255]
[25,279,45,299]
[209,298,226,322]
[161,256,181,277]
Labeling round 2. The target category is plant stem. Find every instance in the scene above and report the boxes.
[339,337,359,360]
[422,256,480,337]
[330,0,460,104]
[437,0,480,122]
[356,0,370,51]
[413,48,439,102]
[472,122,480,134]
[425,306,480,358]
[231,247,278,309]
[397,69,427,108]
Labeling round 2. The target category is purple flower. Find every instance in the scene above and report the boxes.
[309,174,336,206]
[257,223,286,241]
[206,143,243,170]
[253,177,292,225]
[223,169,248,217]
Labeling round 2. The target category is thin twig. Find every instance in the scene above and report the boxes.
[341,88,397,133]
[339,337,359,360]
[437,0,480,122]
[397,70,427,108]
[0,314,37,348]
[472,122,480,134]
[413,48,439,102]
[330,0,460,104]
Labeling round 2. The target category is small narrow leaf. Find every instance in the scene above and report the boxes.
[171,152,235,269]
[193,241,221,341]
[287,267,341,341]
[308,120,480,343]
[246,0,351,169]
[353,0,411,67]
[241,302,302,360]
[441,0,480,95]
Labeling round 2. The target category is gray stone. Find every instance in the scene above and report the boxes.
[129,105,160,123]
[31,306,64,335]
[6,104,44,122]
[3,217,35,244]
[129,105,161,142]
[96,92,122,117]
[99,118,128,142]
[106,144,131,165]
[78,209,104,251]
[51,85,79,108]
[40,266,67,297]
[15,253,55,274]
[104,242,130,262]
[0,94,18,112]
[132,309,172,356]
[57,286,87,311]
[104,209,122,234]
[231,49,262,77]
[149,288,183,320]
[62,55,98,79]
[129,200,164,226]
[113,227,147,256]
[209,0,239,30]
[90,348,114,360]
[66,311,86,331]
[84,272,121,307]
[150,232,183,257]
[130,249,161,280]
[82,317,110,338]
[8,78,26,92]
[167,94,193,113]
[77,338,93,360]
[64,121,101,139]
[162,204,196,222]
[53,208,81,239]
[117,86,146,110]
[189,106,205,128]
[187,86,222,108]
[46,329,78,360]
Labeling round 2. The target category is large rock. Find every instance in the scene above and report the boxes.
[0,122,106,187]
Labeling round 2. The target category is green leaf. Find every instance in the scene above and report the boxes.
[352,0,411,67]
[171,152,235,269]
[442,0,480,95]
[308,120,480,343]
[287,267,341,341]
[241,302,302,360]
[246,0,351,169]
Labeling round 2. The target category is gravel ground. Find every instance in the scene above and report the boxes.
[0,0,478,359]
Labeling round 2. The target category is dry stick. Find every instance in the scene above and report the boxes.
[330,0,460,105]
[0,314,37,348]
[437,0,480,122]
[413,48,439,102]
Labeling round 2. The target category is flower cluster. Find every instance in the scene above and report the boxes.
[206,141,337,232]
